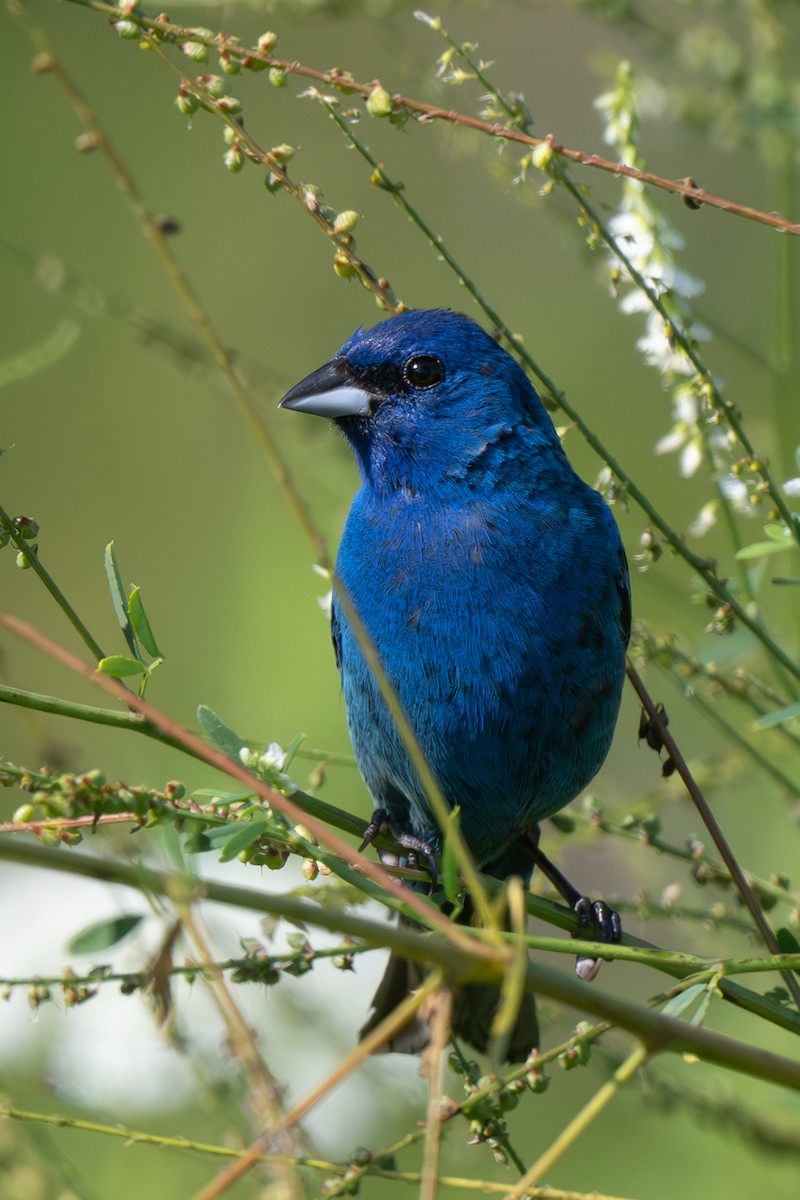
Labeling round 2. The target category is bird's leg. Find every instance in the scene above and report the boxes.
[359,807,439,886]
[359,807,389,854]
[520,828,622,981]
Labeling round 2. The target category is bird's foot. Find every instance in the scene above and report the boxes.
[359,807,389,854]
[520,829,623,982]
[359,808,438,888]
[572,896,622,982]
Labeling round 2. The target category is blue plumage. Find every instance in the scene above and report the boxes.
[281,309,630,1058]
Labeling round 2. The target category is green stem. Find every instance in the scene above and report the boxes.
[0,1104,635,1200]
[3,838,800,1088]
[507,1044,650,1198]
[0,501,105,661]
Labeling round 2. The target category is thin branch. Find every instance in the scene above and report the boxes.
[62,0,800,236]
[178,907,302,1200]
[3,836,800,1090]
[0,609,498,957]
[506,1043,650,1198]
[191,973,445,1200]
[626,656,800,1011]
[0,501,105,661]
[0,1104,638,1199]
[421,984,454,1200]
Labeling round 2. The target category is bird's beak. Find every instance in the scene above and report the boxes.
[279,359,372,418]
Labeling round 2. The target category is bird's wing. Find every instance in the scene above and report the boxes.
[331,600,343,672]
[616,545,632,648]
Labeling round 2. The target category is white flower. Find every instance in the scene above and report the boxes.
[260,742,286,771]
[688,501,718,537]
[680,439,703,478]
[654,429,687,456]
[783,477,800,497]
[719,474,747,502]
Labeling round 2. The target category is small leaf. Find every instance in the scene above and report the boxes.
[105,542,138,657]
[688,986,715,1027]
[128,585,162,658]
[182,828,215,854]
[281,732,306,770]
[661,982,706,1018]
[201,822,257,849]
[776,927,800,958]
[98,654,145,678]
[68,914,143,954]
[735,539,792,561]
[197,704,247,758]
[752,699,800,730]
[218,819,271,862]
[0,319,80,390]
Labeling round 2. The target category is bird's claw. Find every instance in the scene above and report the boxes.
[359,808,438,890]
[572,897,622,982]
[359,807,388,855]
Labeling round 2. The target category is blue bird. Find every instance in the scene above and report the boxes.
[281,309,630,1060]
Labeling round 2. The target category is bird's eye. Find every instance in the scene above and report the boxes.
[403,354,445,390]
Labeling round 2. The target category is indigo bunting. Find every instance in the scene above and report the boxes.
[281,309,630,1060]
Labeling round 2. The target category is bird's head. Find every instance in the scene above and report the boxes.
[280,309,562,494]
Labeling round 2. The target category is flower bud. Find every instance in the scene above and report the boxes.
[333,210,359,234]
[14,516,40,539]
[200,74,231,99]
[269,143,295,163]
[180,41,209,62]
[258,32,278,53]
[268,67,287,88]
[214,96,243,116]
[224,144,244,173]
[75,132,101,154]
[366,83,393,118]
[113,19,141,40]
[333,250,357,278]
[219,50,241,76]
[31,52,56,74]
[176,87,200,116]
[531,140,554,170]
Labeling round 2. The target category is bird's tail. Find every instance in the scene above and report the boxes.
[359,912,539,1063]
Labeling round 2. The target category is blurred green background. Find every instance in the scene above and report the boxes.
[1,1,799,1197]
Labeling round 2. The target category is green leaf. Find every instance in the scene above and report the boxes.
[281,731,306,770]
[752,699,800,730]
[218,819,271,862]
[661,982,706,1019]
[104,542,138,657]
[776,927,800,960]
[191,789,255,804]
[67,914,143,954]
[689,985,715,1027]
[200,822,255,848]
[197,704,247,759]
[128,585,162,658]
[97,654,146,678]
[735,539,792,561]
[0,319,80,389]
[182,828,215,854]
